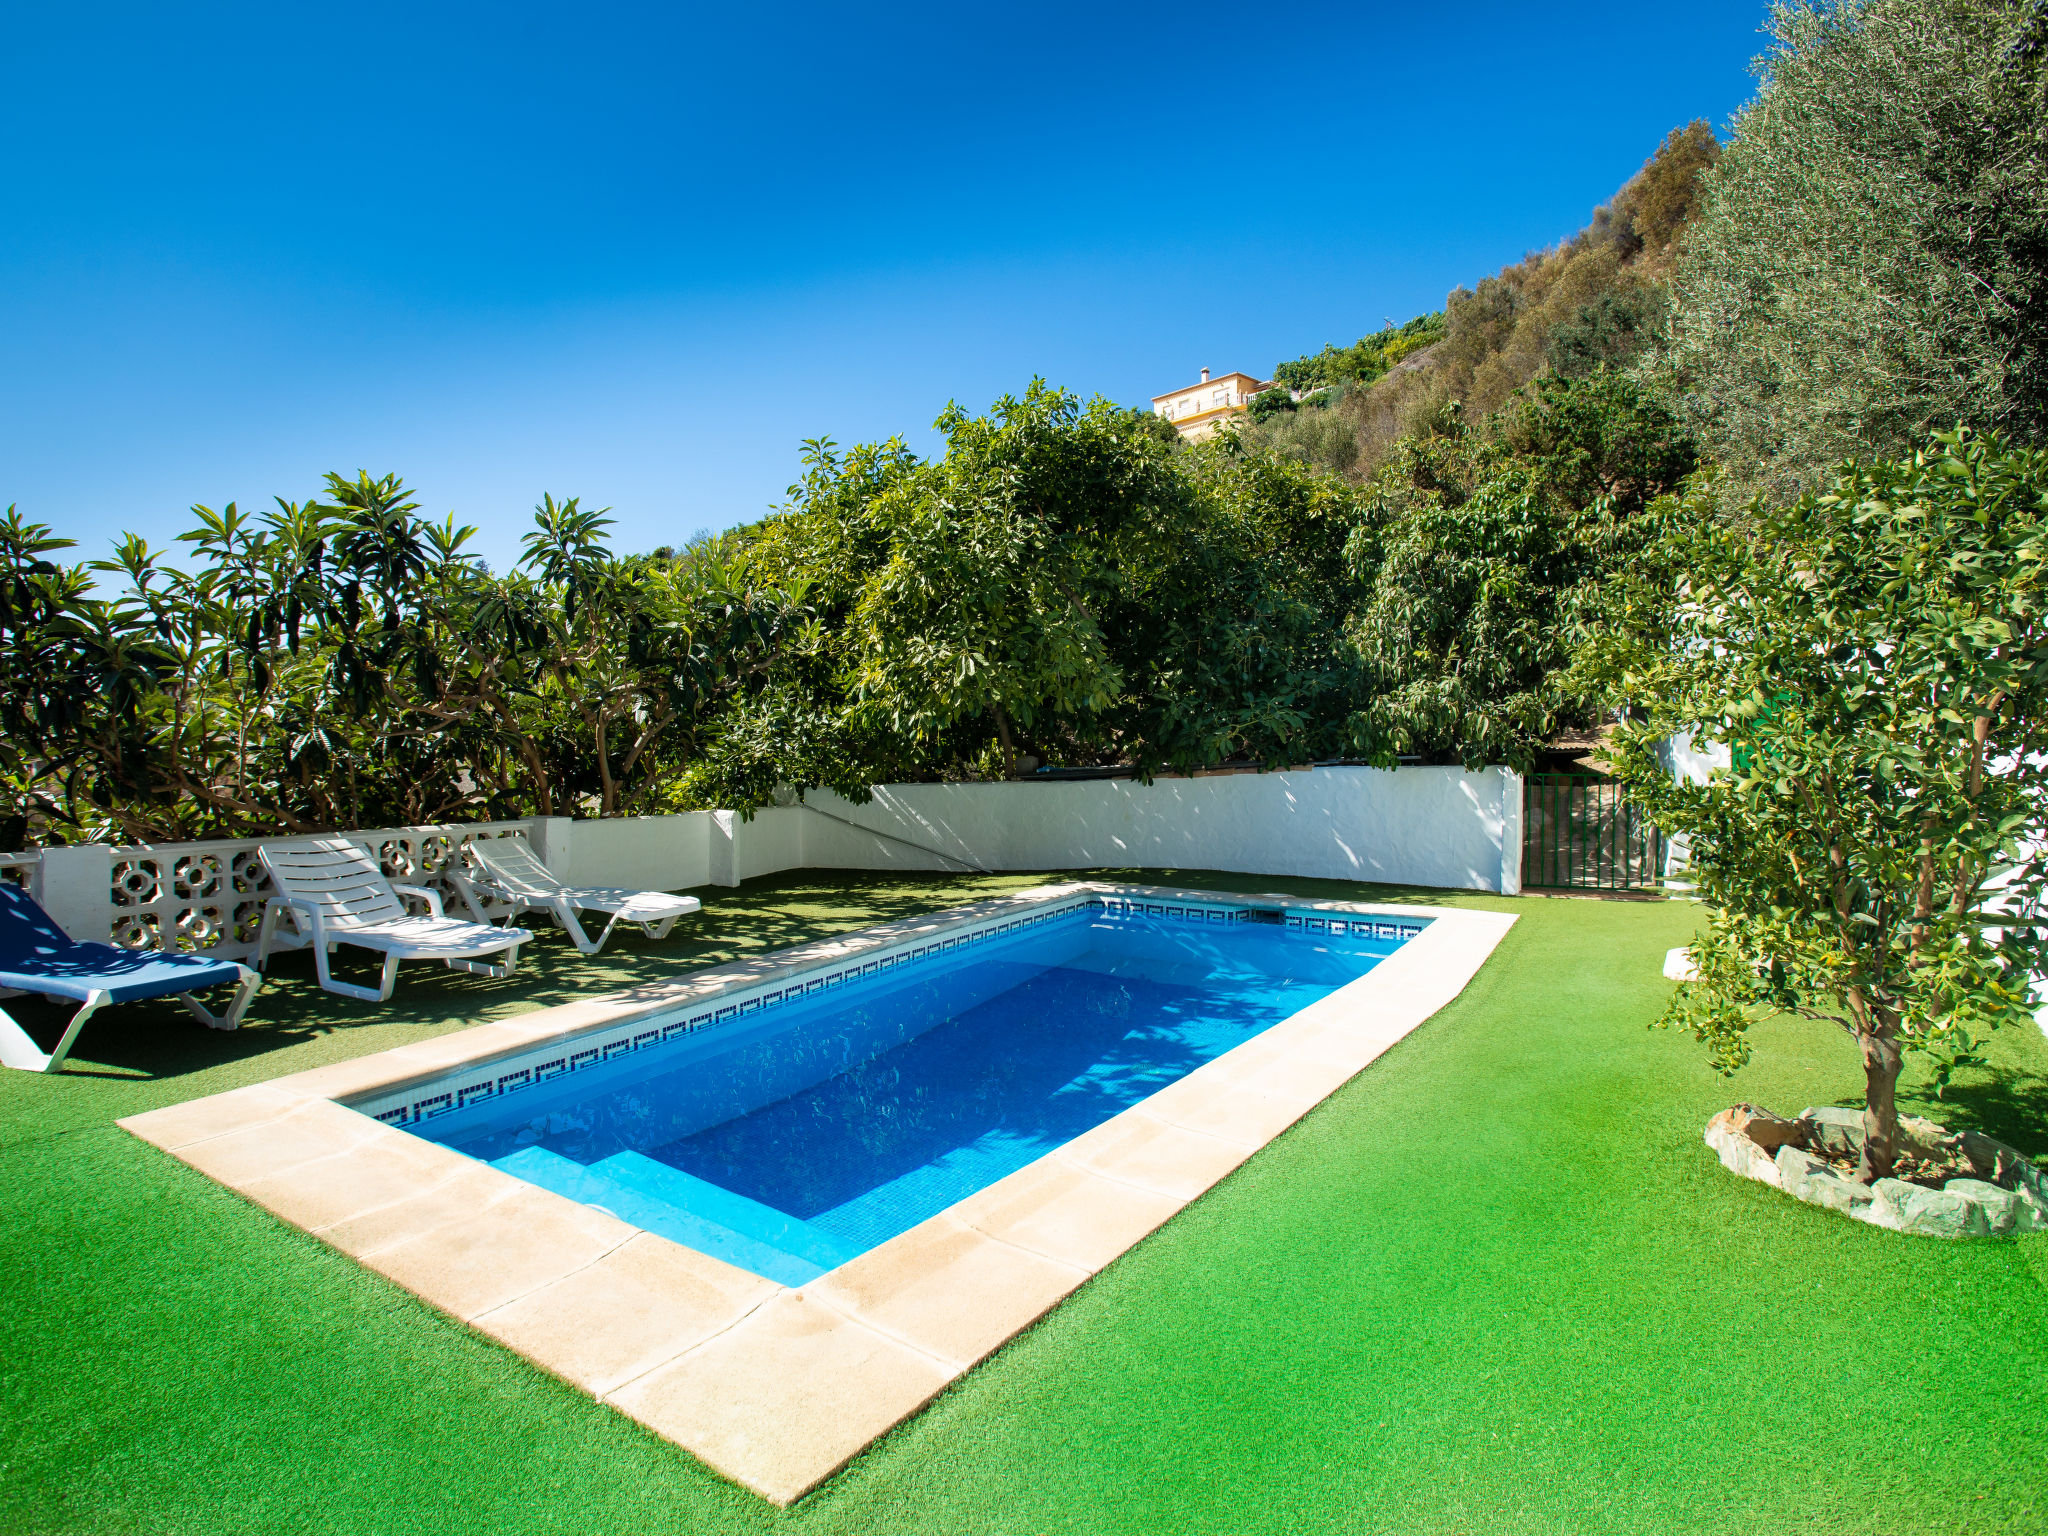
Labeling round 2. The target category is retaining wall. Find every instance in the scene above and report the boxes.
[28,766,1522,949]
[788,768,1522,894]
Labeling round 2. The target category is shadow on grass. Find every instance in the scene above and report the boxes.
[1899,1068,2048,1165]
[1,869,1044,1083]
[1,866,1507,1085]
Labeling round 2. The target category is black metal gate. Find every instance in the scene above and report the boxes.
[1522,773,1663,891]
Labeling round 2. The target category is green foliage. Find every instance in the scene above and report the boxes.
[1662,0,2048,497]
[1345,373,1696,769]
[0,364,1705,836]
[1248,394,1362,478]
[1271,313,1445,395]
[0,484,812,841]
[1589,430,2048,1178]
[1245,387,1298,422]
[1545,286,1665,380]
[1121,436,1363,774]
[736,384,1365,788]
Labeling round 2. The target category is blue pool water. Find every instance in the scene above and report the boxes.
[421,904,1409,1283]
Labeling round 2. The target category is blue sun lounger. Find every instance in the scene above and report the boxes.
[0,883,260,1073]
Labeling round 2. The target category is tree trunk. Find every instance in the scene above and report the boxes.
[1856,1024,1904,1183]
[993,707,1018,780]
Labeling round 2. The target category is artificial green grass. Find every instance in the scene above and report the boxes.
[2,870,2043,1536]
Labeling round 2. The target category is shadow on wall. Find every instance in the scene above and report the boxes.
[797,768,1519,895]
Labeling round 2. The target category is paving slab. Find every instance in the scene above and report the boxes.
[476,1232,779,1397]
[606,1289,953,1506]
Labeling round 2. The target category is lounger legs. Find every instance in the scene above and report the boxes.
[558,901,603,956]
[587,911,681,954]
[1,968,257,1074]
[178,966,261,1031]
[0,990,109,1073]
[448,949,520,980]
[308,942,520,1001]
[306,943,398,1004]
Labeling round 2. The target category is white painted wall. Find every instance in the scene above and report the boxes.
[33,844,114,943]
[1656,731,1732,888]
[558,814,714,893]
[31,766,1523,948]
[781,767,1522,894]
[1661,729,1731,785]
[734,807,808,883]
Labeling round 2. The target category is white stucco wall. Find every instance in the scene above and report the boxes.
[733,807,808,883]
[35,766,1525,950]
[789,767,1522,894]
[1661,729,1731,786]
[287,768,1520,900]
[559,813,714,893]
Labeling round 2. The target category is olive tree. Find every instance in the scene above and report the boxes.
[1662,0,2048,497]
[1593,431,2048,1180]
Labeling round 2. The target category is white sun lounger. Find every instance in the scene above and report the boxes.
[461,836,702,956]
[254,838,534,1003]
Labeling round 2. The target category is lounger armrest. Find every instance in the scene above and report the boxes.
[254,894,323,969]
[442,868,504,925]
[261,894,317,937]
[390,883,445,919]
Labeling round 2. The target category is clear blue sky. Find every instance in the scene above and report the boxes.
[2,2,1770,569]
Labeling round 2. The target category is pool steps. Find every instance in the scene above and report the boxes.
[489,1145,857,1286]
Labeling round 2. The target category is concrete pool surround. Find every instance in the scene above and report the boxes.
[121,882,1516,1506]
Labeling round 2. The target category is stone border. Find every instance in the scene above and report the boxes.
[1705,1103,2048,1238]
[120,882,1516,1505]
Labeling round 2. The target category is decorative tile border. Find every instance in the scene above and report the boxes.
[119,882,1508,1508]
[1092,893,1427,943]
[1286,912,1427,939]
[1093,895,1254,923]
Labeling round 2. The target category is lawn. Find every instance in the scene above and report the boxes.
[3,869,2044,1536]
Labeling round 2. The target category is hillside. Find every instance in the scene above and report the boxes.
[1245,122,1719,479]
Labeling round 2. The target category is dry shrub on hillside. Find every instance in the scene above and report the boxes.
[1247,122,1719,481]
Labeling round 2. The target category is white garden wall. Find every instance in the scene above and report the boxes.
[545,813,712,893]
[1660,729,1731,786]
[27,765,1521,950]
[778,768,1522,895]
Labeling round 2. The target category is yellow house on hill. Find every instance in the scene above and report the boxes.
[1151,368,1269,439]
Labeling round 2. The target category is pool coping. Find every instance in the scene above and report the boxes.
[119,881,1517,1506]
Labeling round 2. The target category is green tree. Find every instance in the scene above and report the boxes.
[731,383,1373,793]
[1271,313,1446,394]
[0,476,809,841]
[1591,431,2048,1180]
[1662,0,2048,496]
[1109,435,1363,774]
[1343,372,1696,768]
[843,384,1146,778]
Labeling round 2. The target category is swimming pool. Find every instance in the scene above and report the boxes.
[129,882,1513,1504]
[397,895,1422,1283]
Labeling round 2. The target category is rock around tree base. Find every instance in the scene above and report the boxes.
[1704,1104,2048,1238]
